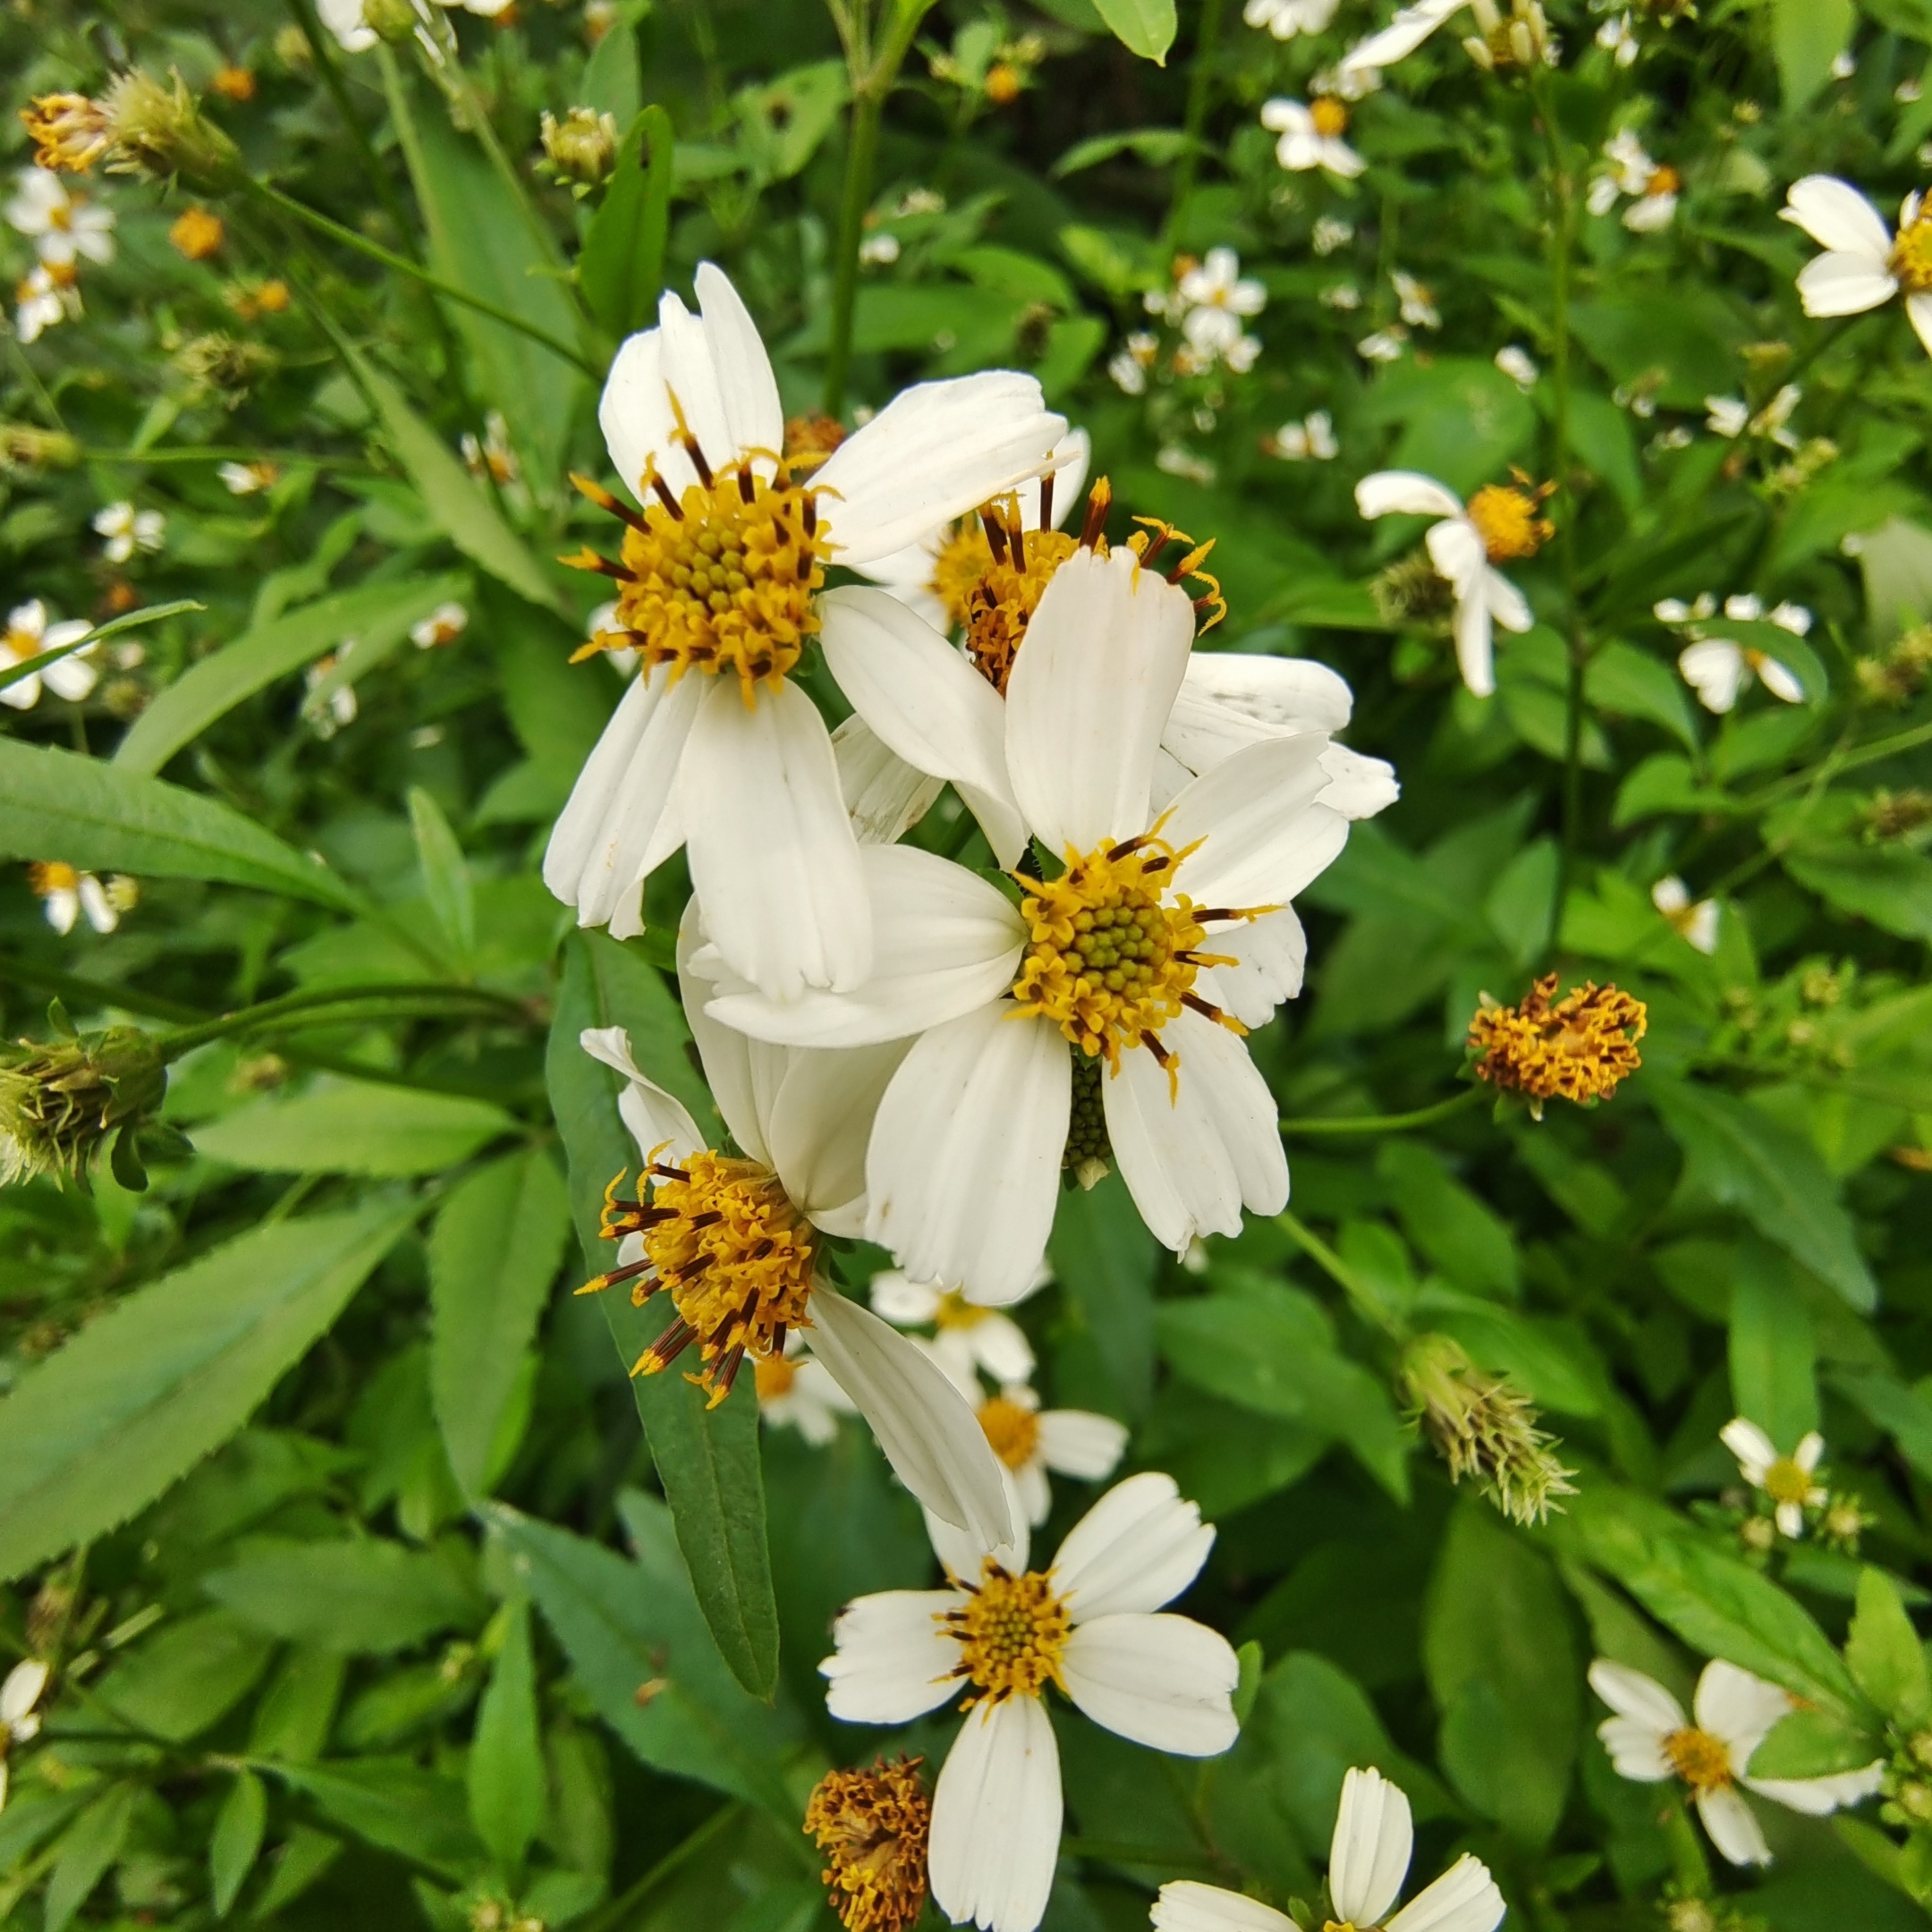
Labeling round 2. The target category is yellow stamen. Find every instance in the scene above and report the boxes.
[1894,207,1932,292]
[1310,97,1349,138]
[1663,1725,1734,1793]
[754,1350,799,1402]
[1465,474,1555,564]
[803,1757,931,1932]
[1764,1456,1815,1506]
[28,862,78,897]
[21,94,114,173]
[976,1396,1041,1471]
[942,1559,1072,1707]
[1468,974,1647,1107]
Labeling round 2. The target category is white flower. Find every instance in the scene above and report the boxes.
[410,602,469,650]
[1244,0,1340,37]
[543,262,1065,1004]
[696,549,1389,1302]
[29,861,120,936]
[1706,385,1801,449]
[218,460,280,495]
[1676,635,1804,713]
[859,231,901,267]
[872,1267,1046,1387]
[1172,249,1266,369]
[1651,876,1718,955]
[1590,1657,1883,1867]
[1589,131,1678,232]
[1110,343,1153,394]
[0,1659,51,1814]
[821,1471,1239,1932]
[1495,344,1538,388]
[1393,271,1439,329]
[318,0,508,51]
[1705,395,1750,439]
[1261,98,1365,178]
[1654,594,1716,624]
[1357,325,1407,361]
[755,1329,856,1445]
[303,648,358,737]
[4,171,114,269]
[968,1383,1129,1526]
[1721,1418,1826,1538]
[1900,78,1925,106]
[580,912,1013,1548]
[1597,12,1637,65]
[462,409,521,487]
[0,600,96,710]
[1831,49,1857,80]
[1154,1764,1504,1932]
[14,263,78,343]
[1782,175,1932,354]
[1271,411,1340,461]
[1356,471,1545,697]
[1339,0,1488,72]
[1313,216,1356,255]
[93,502,165,564]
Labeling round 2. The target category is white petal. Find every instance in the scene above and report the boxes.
[1485,565,1532,635]
[1152,1882,1295,1932]
[807,1288,1014,1547]
[1318,745,1401,820]
[925,1463,1030,1578]
[1745,1762,1885,1815]
[77,875,117,933]
[970,1311,1038,1384]
[41,648,98,701]
[674,902,779,1165]
[599,327,697,503]
[682,679,872,1002]
[1680,640,1745,714]
[1340,0,1467,70]
[579,1026,708,1166]
[702,845,1026,1048]
[816,372,1067,567]
[1158,733,1345,911]
[819,1589,963,1723]
[1794,1432,1826,1473]
[1909,292,1932,357]
[870,1270,944,1324]
[1329,1766,1413,1927]
[1015,1457,1054,1528]
[1385,1853,1506,1932]
[831,713,946,845]
[43,886,77,933]
[1794,252,1898,318]
[929,1695,1063,1932]
[693,262,783,473]
[818,586,1026,865]
[1050,1471,1215,1620]
[1756,655,1806,704]
[1721,1418,1778,1479]
[1036,1409,1128,1481]
[0,1661,48,1728]
[1356,470,1464,521]
[866,1005,1069,1308]
[655,286,736,482]
[1695,1661,1791,1763]
[1105,1011,1288,1254]
[1597,1717,1674,1782]
[1005,546,1196,854]
[1696,1785,1772,1868]
[1589,1660,1686,1733]
[1211,907,1309,1029]
[767,1040,911,1229]
[1061,1612,1240,1755]
[1781,176,1894,261]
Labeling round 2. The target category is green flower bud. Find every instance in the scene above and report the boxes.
[0,1023,168,1192]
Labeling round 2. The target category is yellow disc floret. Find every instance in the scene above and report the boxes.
[958,512,1080,694]
[1663,1725,1734,1793]
[1894,204,1932,292]
[1765,1456,1817,1507]
[1311,97,1349,138]
[1468,974,1647,1109]
[21,93,114,173]
[977,1396,1041,1471]
[943,1559,1072,1707]
[1466,474,1555,564]
[804,1757,932,1932]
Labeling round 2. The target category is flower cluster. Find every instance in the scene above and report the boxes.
[1468,974,1648,1114]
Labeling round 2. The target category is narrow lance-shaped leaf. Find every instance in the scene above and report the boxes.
[467,1598,547,1875]
[580,106,674,340]
[408,784,477,967]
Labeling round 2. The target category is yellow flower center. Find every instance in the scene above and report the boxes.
[943,1559,1072,1707]
[1311,97,1349,138]
[1466,480,1555,564]
[1011,830,1259,1080]
[932,1290,992,1332]
[28,862,78,896]
[1663,1725,1733,1794]
[1892,211,1932,292]
[1646,164,1682,198]
[803,1757,932,1932]
[977,1397,1042,1471]
[582,1157,817,1408]
[1765,1455,1814,1506]
[21,93,114,174]
[1468,974,1648,1107]
[566,441,832,706]
[753,1350,798,1402]
[47,202,72,232]
[956,515,1080,694]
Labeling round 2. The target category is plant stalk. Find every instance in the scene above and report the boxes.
[823,81,884,419]
[1278,1086,1488,1137]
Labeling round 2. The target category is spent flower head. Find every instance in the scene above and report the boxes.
[803,1757,931,1932]
[1469,973,1647,1114]
[0,1022,168,1191]
[1400,1333,1576,1524]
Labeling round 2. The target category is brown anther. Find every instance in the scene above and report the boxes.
[570,471,650,535]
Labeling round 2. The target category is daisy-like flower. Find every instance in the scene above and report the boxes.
[544,263,1065,1004]
[29,862,124,936]
[1782,176,1932,354]
[93,502,165,564]
[0,599,96,710]
[411,602,469,650]
[970,1383,1129,1527]
[1720,1418,1826,1538]
[1355,470,1551,697]
[302,650,358,737]
[4,171,114,269]
[1268,411,1340,461]
[1590,1657,1884,1867]
[0,1660,50,1814]
[755,1328,857,1445]
[462,409,521,487]
[1597,12,1637,65]
[14,262,79,343]
[873,1267,1044,1387]
[218,460,280,496]
[1262,97,1365,178]
[1340,0,1552,75]
[1245,0,1340,37]
[1153,1764,1504,1932]
[1109,333,1157,394]
[1393,271,1440,329]
[1652,876,1718,954]
[1667,596,1808,715]
[1587,131,1679,232]
[821,1472,1240,1932]
[698,549,1385,1302]
[576,914,1012,1546]
[1174,248,1267,366]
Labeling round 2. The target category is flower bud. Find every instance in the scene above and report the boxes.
[363,0,426,44]
[0,424,82,471]
[99,69,243,189]
[0,1023,168,1191]
[539,106,619,191]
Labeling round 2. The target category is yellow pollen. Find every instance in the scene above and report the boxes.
[754,1350,799,1402]
[1647,164,1682,197]
[1009,829,1261,1081]
[581,1157,817,1407]
[28,861,78,896]
[1663,1725,1733,1793]
[1323,1923,1364,1932]
[804,1757,931,1932]
[21,94,113,174]
[572,449,831,705]
[1310,97,1349,138]
[958,515,1080,694]
[1765,1456,1815,1506]
[784,412,848,471]
[1466,479,1555,564]
[932,1290,992,1332]
[1893,210,1932,292]
[1469,974,1648,1107]
[977,1397,1041,1471]
[943,1559,1072,1707]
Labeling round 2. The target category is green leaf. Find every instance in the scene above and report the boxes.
[113,576,468,776]
[429,1148,572,1499]
[1856,515,1932,643]
[1774,0,1854,107]
[1747,1706,1882,1779]
[468,1599,547,1874]
[94,1609,276,1741]
[191,1079,517,1177]
[45,1784,137,1932]
[1425,1504,1579,1848]
[1048,1168,1157,1418]
[1650,1080,1878,1311]
[409,785,478,966]
[1586,640,1701,750]
[1846,1567,1932,1726]
[246,1825,343,1919]
[1052,126,1206,176]
[210,1769,267,1919]
[1727,1238,1819,1449]
[580,106,673,340]
[269,1761,481,1879]
[1377,1141,1521,1301]
[1091,0,1176,61]
[204,1538,485,1653]
[1782,843,1932,941]
[0,738,363,914]
[547,933,778,1700]
[488,1499,799,1817]
[0,1204,415,1580]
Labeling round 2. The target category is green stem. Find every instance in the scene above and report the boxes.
[1277,1208,1405,1340]
[78,445,357,467]
[823,82,884,419]
[1061,1837,1224,1877]
[0,599,202,698]
[1164,0,1227,243]
[157,980,529,1057]
[1278,1086,1487,1137]
[1742,717,1932,807]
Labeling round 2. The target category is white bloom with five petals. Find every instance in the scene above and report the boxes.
[93,502,165,564]
[0,1659,50,1814]
[1,600,95,711]
[1261,98,1365,178]
[872,1266,1046,1387]
[821,1471,1239,1932]
[1782,175,1932,354]
[964,1381,1130,1526]
[14,264,78,344]
[4,171,114,269]
[1720,1417,1826,1539]
[1651,876,1718,955]
[1245,0,1340,37]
